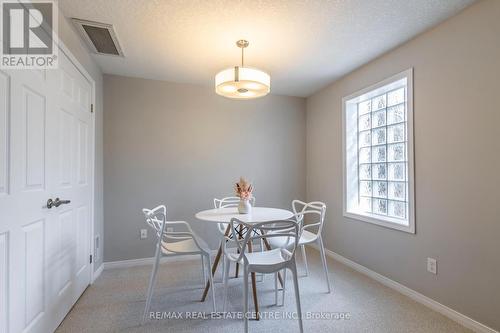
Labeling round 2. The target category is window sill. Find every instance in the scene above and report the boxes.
[343,211,415,234]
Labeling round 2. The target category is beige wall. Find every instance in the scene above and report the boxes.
[306,0,500,330]
[58,11,104,271]
[103,75,306,261]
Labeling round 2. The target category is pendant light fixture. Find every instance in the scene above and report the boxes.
[215,40,270,99]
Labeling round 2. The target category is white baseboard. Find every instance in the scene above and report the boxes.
[308,244,497,333]
[103,250,219,270]
[92,264,104,283]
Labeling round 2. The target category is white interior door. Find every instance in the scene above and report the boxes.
[0,48,93,333]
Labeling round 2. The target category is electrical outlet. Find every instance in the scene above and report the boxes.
[140,229,148,239]
[166,227,173,233]
[427,257,437,274]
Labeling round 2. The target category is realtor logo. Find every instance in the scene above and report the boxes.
[1,0,58,68]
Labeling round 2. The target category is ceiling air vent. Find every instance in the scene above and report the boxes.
[72,18,124,56]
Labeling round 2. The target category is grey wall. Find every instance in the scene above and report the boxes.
[306,0,500,330]
[57,11,104,271]
[103,75,306,262]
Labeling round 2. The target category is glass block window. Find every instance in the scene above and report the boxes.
[343,69,415,233]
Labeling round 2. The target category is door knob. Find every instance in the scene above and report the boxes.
[53,198,71,207]
[46,198,55,209]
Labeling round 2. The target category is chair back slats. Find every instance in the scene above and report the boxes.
[214,196,239,208]
[142,206,198,247]
[214,196,255,208]
[292,200,327,235]
[228,218,299,264]
[142,205,167,238]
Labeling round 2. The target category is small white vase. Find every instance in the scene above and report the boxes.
[238,199,252,214]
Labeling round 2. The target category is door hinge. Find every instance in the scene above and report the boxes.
[90,104,94,113]
[90,254,93,264]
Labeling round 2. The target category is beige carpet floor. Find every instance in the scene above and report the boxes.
[56,248,471,333]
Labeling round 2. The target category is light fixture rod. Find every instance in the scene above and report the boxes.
[236,39,249,67]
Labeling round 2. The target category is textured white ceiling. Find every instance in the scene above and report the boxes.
[59,0,476,97]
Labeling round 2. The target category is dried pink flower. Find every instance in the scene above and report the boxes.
[234,177,253,200]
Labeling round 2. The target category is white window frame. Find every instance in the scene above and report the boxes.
[342,68,415,233]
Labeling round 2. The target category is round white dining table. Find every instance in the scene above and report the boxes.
[196,206,293,319]
[195,206,293,224]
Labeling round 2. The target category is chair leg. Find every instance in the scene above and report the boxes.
[281,268,287,306]
[257,241,264,282]
[206,254,217,312]
[142,249,162,324]
[258,239,265,282]
[243,267,249,333]
[235,224,243,278]
[301,245,309,276]
[235,258,240,278]
[222,257,231,312]
[256,240,264,284]
[201,254,207,285]
[274,272,278,306]
[290,261,304,333]
[221,252,225,282]
[318,236,331,293]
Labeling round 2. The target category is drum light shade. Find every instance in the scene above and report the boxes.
[215,66,270,99]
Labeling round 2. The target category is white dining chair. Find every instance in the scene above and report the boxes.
[214,196,256,279]
[222,218,303,333]
[269,200,331,293]
[141,205,216,324]
[213,196,255,235]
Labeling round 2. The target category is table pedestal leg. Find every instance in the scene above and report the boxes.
[247,240,260,320]
[201,224,231,302]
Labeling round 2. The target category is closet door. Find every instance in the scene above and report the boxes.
[0,49,93,333]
